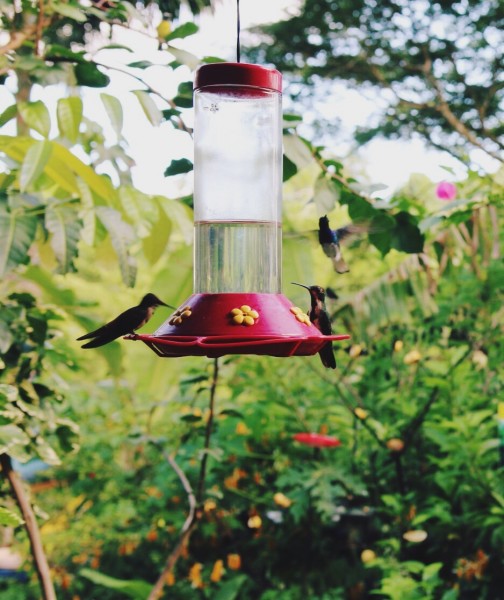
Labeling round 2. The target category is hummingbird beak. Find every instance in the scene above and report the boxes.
[162,302,176,309]
[291,282,310,290]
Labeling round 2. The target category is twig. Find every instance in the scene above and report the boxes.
[0,454,56,600]
[488,205,500,260]
[35,0,44,57]
[152,443,196,533]
[147,358,220,600]
[196,357,219,504]
[0,27,37,55]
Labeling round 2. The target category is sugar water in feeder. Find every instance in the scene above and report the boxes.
[193,63,283,294]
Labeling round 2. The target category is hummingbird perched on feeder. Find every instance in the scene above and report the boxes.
[318,215,367,274]
[292,282,336,369]
[77,293,173,349]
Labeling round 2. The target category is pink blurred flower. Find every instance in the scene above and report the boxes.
[436,181,457,201]
[293,433,341,448]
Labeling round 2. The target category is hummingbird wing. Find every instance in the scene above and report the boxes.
[316,309,333,336]
[316,309,336,368]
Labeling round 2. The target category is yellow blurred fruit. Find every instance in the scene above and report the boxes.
[146,530,158,542]
[188,563,204,589]
[386,438,405,452]
[210,559,225,583]
[227,553,242,570]
[354,407,368,420]
[156,20,172,38]
[394,340,404,352]
[403,349,421,364]
[403,529,428,543]
[235,421,251,435]
[472,349,488,369]
[361,549,376,563]
[247,515,262,529]
[349,344,363,358]
[204,499,217,512]
[273,492,292,508]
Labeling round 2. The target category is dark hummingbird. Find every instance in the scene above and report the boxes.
[292,282,336,369]
[77,293,172,349]
[318,215,367,274]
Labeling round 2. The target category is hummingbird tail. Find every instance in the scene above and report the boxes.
[332,256,349,274]
[319,342,336,369]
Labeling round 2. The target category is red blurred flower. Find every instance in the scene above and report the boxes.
[436,181,457,200]
[293,433,341,448]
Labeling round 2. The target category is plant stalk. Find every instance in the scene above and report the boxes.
[0,454,56,600]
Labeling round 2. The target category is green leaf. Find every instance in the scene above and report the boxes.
[96,207,137,287]
[172,94,193,109]
[283,134,313,169]
[0,205,37,276]
[52,1,87,21]
[142,203,171,265]
[74,62,110,88]
[391,212,425,254]
[80,569,152,600]
[46,44,87,63]
[180,414,202,422]
[45,205,81,273]
[282,113,303,129]
[0,424,31,460]
[126,60,155,69]
[167,46,199,70]
[19,140,53,191]
[368,211,396,254]
[18,101,51,138]
[132,90,163,126]
[164,158,193,176]
[314,176,340,214]
[50,142,114,200]
[0,104,17,127]
[0,506,24,527]
[100,93,123,137]
[163,22,198,41]
[0,135,78,195]
[283,154,298,182]
[57,96,83,143]
[219,409,244,418]
[214,575,249,600]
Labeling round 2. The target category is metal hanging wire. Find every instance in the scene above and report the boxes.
[236,0,241,62]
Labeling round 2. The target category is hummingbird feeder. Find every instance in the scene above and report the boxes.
[133,62,349,358]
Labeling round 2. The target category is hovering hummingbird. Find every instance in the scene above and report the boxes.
[77,293,172,349]
[318,215,367,274]
[292,282,336,369]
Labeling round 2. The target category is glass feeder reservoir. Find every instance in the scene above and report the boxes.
[193,63,282,294]
[133,63,349,358]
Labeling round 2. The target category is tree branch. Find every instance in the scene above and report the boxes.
[0,27,37,55]
[0,454,56,600]
[147,358,220,600]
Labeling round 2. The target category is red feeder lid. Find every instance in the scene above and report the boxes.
[194,63,282,92]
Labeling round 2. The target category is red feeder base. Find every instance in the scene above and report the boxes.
[128,293,349,358]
